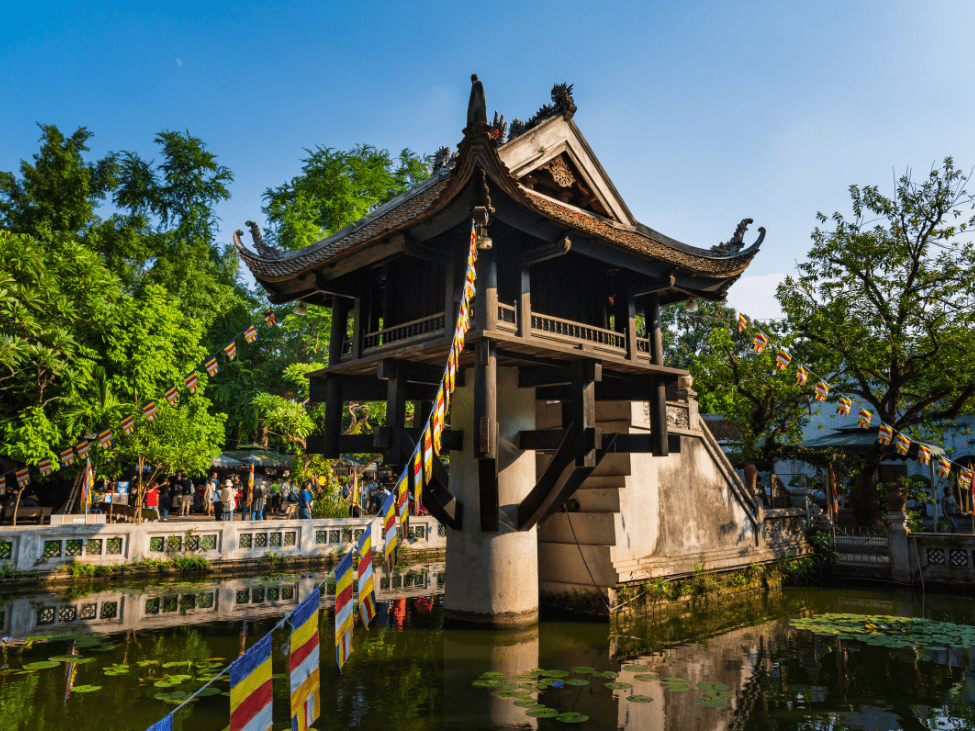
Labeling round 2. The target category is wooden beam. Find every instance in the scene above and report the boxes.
[474,340,497,459]
[322,378,343,459]
[522,234,571,266]
[402,435,462,531]
[378,359,465,387]
[328,297,352,367]
[624,284,638,362]
[516,424,578,531]
[536,433,618,525]
[309,375,440,403]
[605,432,682,454]
[570,360,598,467]
[518,428,604,452]
[518,263,532,338]
[518,361,602,388]
[535,377,678,402]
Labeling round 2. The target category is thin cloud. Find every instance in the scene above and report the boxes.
[176,59,182,67]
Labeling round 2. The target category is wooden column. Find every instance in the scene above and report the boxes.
[475,339,498,531]
[647,293,669,457]
[328,297,352,367]
[382,265,395,328]
[384,361,408,469]
[518,262,532,339]
[571,360,598,467]
[350,279,365,360]
[323,378,344,459]
[443,250,458,346]
[624,286,638,362]
[477,242,498,333]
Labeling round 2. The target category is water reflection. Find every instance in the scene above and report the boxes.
[0,578,973,730]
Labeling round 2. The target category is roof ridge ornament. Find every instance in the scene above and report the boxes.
[508,82,576,141]
[467,74,487,127]
[431,146,455,175]
[234,220,283,260]
[711,218,766,256]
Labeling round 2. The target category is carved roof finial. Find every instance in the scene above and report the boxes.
[234,220,283,260]
[467,73,487,127]
[710,218,766,256]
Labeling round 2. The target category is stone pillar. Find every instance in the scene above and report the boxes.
[445,366,538,627]
[888,511,912,583]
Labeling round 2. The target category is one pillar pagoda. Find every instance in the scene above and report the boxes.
[236,75,764,627]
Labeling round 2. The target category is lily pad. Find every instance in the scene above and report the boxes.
[137,660,160,667]
[526,707,560,718]
[163,661,191,668]
[154,691,189,701]
[555,712,589,723]
[479,671,507,679]
[634,674,661,681]
[696,696,732,707]
[571,666,596,674]
[605,681,632,690]
[622,665,655,672]
[698,681,730,692]
[72,685,102,694]
[541,669,569,677]
[628,694,654,702]
[196,687,222,697]
[591,670,619,679]
[514,698,542,708]
[664,684,691,692]
[563,678,589,686]
[493,691,524,699]
[519,682,546,691]
[473,678,500,688]
[22,661,60,670]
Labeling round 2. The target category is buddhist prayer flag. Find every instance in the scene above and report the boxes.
[958,467,973,491]
[356,524,377,627]
[289,589,321,731]
[796,364,809,386]
[423,422,434,484]
[224,340,237,361]
[382,491,398,573]
[75,440,90,459]
[396,465,409,533]
[262,308,276,327]
[334,550,354,672]
[121,414,135,435]
[38,459,53,476]
[836,396,852,417]
[752,331,769,354]
[857,408,872,429]
[15,468,29,489]
[936,457,951,478]
[146,713,174,731]
[412,444,423,493]
[164,386,178,406]
[205,357,219,376]
[244,325,258,344]
[60,448,75,467]
[814,380,830,402]
[775,349,792,370]
[895,433,911,456]
[143,401,158,421]
[80,457,93,512]
[230,632,273,731]
[432,386,445,455]
[98,429,112,450]
[878,423,893,446]
[917,443,932,465]
[737,313,748,332]
[184,371,198,393]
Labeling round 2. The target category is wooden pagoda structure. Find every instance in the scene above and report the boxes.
[236,75,764,538]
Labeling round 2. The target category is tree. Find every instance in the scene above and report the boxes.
[778,158,975,523]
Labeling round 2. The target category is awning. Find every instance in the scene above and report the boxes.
[212,454,245,469]
[221,450,293,468]
[800,427,943,462]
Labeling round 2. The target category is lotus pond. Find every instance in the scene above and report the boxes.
[0,572,973,730]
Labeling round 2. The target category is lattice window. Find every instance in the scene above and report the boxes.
[145,598,160,614]
[181,594,196,610]
[201,534,217,551]
[185,535,200,552]
[438,525,446,537]
[436,571,446,585]
[380,576,390,589]
[37,607,55,624]
[236,590,249,605]
[0,540,11,560]
[315,530,327,545]
[65,539,83,557]
[392,576,402,589]
[353,529,364,543]
[251,588,265,603]
[165,536,182,553]
[927,548,946,565]
[197,593,214,609]
[149,537,164,552]
[86,539,103,556]
[59,606,77,622]
[404,573,415,587]
[269,533,282,548]
[162,596,178,613]
[239,534,252,549]
[80,603,97,620]
[100,601,118,619]
[43,541,62,558]
[949,549,969,567]
[106,537,123,555]
[284,532,296,547]
[329,530,340,544]
[255,533,268,548]
[342,529,352,544]
[281,586,294,601]
[266,588,279,602]
[325,583,336,596]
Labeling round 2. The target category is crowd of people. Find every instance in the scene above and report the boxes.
[142,472,316,521]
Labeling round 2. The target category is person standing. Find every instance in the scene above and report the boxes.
[220,479,235,521]
[204,474,217,516]
[297,481,313,520]
[250,481,266,521]
[179,473,193,516]
[158,485,172,521]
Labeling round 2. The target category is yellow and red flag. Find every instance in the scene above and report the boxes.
[814,380,830,402]
[432,385,445,455]
[224,340,237,361]
[244,325,258,344]
[15,468,29,489]
[143,401,158,421]
[38,459,53,477]
[230,633,273,731]
[423,422,434,484]
[98,429,112,450]
[895,433,911,456]
[289,589,321,731]
[164,386,178,406]
[356,524,377,627]
[796,364,809,386]
[836,396,852,417]
[396,466,409,534]
[334,551,354,672]
[857,408,872,429]
[878,423,893,446]
[75,440,90,459]
[752,331,769,354]
[737,313,748,332]
[204,357,219,376]
[382,490,398,573]
[184,371,198,393]
[263,308,276,327]
[936,457,951,478]
[917,444,932,465]
[60,448,75,467]
[775,349,792,370]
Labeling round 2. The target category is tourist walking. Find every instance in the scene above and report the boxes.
[204,474,217,516]
[158,485,172,521]
[220,479,235,521]
[297,481,313,519]
[179,473,193,516]
[250,481,266,521]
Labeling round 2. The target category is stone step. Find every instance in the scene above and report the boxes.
[538,511,618,546]
[571,488,622,513]
[575,474,628,490]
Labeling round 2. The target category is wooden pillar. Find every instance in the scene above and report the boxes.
[382,265,395,329]
[413,401,433,428]
[647,293,669,457]
[443,251,458,346]
[323,378,344,459]
[571,360,598,467]
[518,262,532,339]
[477,243,498,333]
[328,297,352,367]
[384,361,408,469]
[624,286,638,362]
[350,279,365,360]
[475,339,498,531]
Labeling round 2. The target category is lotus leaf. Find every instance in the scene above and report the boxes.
[137,660,160,667]
[72,685,102,694]
[696,696,731,707]
[591,670,619,679]
[605,681,632,689]
[196,688,222,697]
[634,674,661,681]
[571,666,595,674]
[541,669,569,677]
[493,691,523,699]
[563,678,589,686]
[49,655,92,663]
[555,712,589,723]
[622,665,655,672]
[698,681,730,692]
[23,661,60,670]
[479,671,506,679]
[628,695,654,703]
[473,679,500,688]
[514,698,543,708]
[154,691,188,701]
[526,708,559,718]
[163,661,191,668]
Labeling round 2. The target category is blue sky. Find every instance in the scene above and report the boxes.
[4,1,974,319]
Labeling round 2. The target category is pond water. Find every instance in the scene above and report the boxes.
[0,568,973,731]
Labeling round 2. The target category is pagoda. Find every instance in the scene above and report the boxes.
[237,76,764,626]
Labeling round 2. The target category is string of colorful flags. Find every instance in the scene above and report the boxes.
[734,312,975,505]
[144,221,480,731]
[4,308,279,496]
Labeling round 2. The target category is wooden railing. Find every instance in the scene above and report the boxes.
[635,337,650,354]
[530,313,626,352]
[361,312,446,352]
[497,302,518,332]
